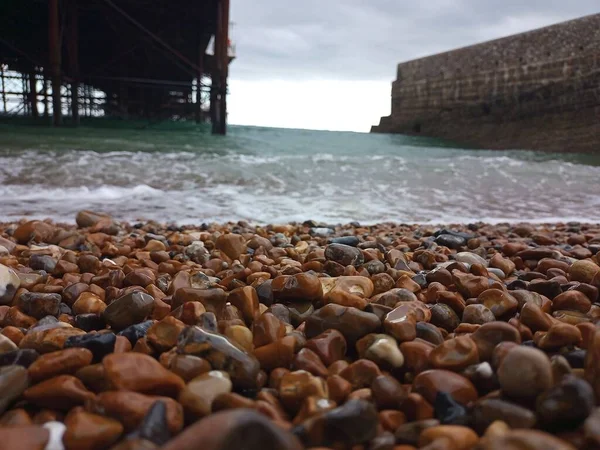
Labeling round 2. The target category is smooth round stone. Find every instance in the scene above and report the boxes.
[478,289,519,319]
[28,347,93,382]
[395,419,440,446]
[292,347,328,378]
[498,346,553,399]
[455,252,488,267]
[419,424,479,449]
[23,374,94,410]
[304,303,380,346]
[416,322,445,346]
[434,392,469,426]
[0,348,40,368]
[0,333,18,354]
[430,303,460,332]
[321,276,374,310]
[63,411,124,450]
[536,375,594,430]
[64,332,116,363]
[118,320,154,345]
[328,236,360,247]
[429,336,479,371]
[0,365,29,414]
[72,292,106,316]
[473,398,537,432]
[215,233,247,260]
[471,321,522,361]
[89,391,183,434]
[462,304,495,324]
[147,316,186,353]
[372,288,418,307]
[178,371,232,418]
[279,370,329,413]
[305,329,347,366]
[74,313,106,332]
[481,429,577,450]
[292,399,378,448]
[16,292,62,319]
[271,273,323,303]
[435,234,466,249]
[324,243,364,267]
[0,425,50,450]
[356,333,404,369]
[584,408,600,448]
[569,260,600,284]
[19,326,86,354]
[412,370,478,405]
[452,271,490,298]
[371,374,407,410]
[162,408,303,450]
[29,254,57,273]
[0,264,20,305]
[103,353,185,397]
[129,399,175,446]
[102,292,155,331]
[177,326,260,390]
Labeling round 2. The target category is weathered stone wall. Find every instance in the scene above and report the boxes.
[372,14,600,153]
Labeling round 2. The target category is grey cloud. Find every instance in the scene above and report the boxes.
[230,0,598,81]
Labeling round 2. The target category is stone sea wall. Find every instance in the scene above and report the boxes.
[371,14,600,153]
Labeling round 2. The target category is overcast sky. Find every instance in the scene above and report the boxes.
[227,1,598,132]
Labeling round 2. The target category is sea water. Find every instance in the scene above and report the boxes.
[1,122,600,225]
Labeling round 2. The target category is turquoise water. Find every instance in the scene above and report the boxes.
[1,121,600,224]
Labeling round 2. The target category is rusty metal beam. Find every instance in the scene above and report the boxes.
[101,0,201,74]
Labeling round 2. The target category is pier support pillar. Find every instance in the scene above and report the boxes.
[49,0,62,126]
[67,0,80,126]
[211,0,229,135]
[29,68,39,118]
[195,50,204,124]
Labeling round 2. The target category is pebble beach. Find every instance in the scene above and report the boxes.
[1,212,600,449]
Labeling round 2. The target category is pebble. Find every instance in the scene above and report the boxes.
[102,291,155,330]
[28,347,93,381]
[473,398,537,432]
[103,353,185,397]
[292,399,378,447]
[162,408,302,450]
[497,346,553,399]
[0,365,29,414]
[481,429,577,450]
[412,370,478,405]
[356,333,404,369]
[23,374,94,409]
[16,292,62,319]
[64,332,116,362]
[304,303,380,345]
[63,410,124,450]
[428,335,479,371]
[178,370,232,418]
[177,326,260,389]
[0,263,20,305]
[0,216,597,449]
[536,375,594,430]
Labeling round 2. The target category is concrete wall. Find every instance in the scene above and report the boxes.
[372,14,600,153]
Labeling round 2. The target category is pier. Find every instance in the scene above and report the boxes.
[0,0,233,134]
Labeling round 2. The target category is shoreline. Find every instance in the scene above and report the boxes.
[1,211,599,448]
